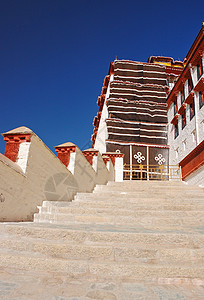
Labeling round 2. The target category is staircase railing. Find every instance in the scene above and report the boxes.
[123,164,181,181]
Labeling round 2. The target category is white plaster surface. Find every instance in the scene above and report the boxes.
[94,103,108,153]
[115,157,123,182]
[184,165,204,187]
[168,72,204,167]
[92,155,98,172]
[168,60,204,186]
[68,152,76,175]
[17,142,31,173]
[0,132,114,221]
[94,79,112,154]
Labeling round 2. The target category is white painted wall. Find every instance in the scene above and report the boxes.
[0,130,115,221]
[115,157,124,182]
[17,142,31,173]
[168,65,204,166]
[184,165,204,187]
[68,152,76,175]
[92,155,98,172]
[94,75,113,153]
[168,103,200,166]
[168,58,204,185]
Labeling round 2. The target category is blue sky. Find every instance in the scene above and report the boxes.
[0,0,204,154]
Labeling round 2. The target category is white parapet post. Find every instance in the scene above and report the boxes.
[115,155,124,182]
[102,152,124,182]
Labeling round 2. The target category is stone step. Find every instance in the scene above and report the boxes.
[107,181,201,187]
[74,193,204,203]
[92,189,204,198]
[2,223,204,248]
[0,252,203,280]
[34,211,204,228]
[98,182,204,192]
[0,235,203,264]
[38,205,204,218]
[73,197,204,208]
[41,200,204,211]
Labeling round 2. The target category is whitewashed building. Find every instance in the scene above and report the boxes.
[167,24,204,186]
[92,24,204,184]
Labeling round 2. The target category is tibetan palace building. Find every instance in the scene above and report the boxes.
[92,24,204,184]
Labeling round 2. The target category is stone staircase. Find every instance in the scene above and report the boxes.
[0,181,204,299]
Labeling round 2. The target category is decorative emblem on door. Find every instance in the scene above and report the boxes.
[134,152,145,163]
[155,154,166,165]
[116,149,121,153]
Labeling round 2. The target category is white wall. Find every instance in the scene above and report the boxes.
[94,74,114,153]
[184,165,204,187]
[0,129,115,221]
[168,66,204,166]
[94,102,108,153]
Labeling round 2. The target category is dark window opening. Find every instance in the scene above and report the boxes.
[182,111,186,129]
[197,58,203,80]
[190,100,195,120]
[175,123,179,139]
[199,91,204,109]
[188,77,193,94]
[174,100,177,115]
[180,90,184,104]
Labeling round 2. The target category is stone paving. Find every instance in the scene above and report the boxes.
[0,269,204,300]
[0,181,203,299]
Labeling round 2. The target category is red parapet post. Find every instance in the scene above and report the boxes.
[55,142,76,167]
[2,127,32,162]
[102,155,110,166]
[103,152,124,166]
[82,148,99,166]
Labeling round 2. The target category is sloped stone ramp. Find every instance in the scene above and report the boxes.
[0,181,204,299]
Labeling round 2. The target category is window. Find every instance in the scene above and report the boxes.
[182,111,186,129]
[174,100,177,115]
[199,91,204,109]
[188,77,193,94]
[197,58,203,80]
[190,100,195,120]
[175,123,179,139]
[180,90,184,105]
